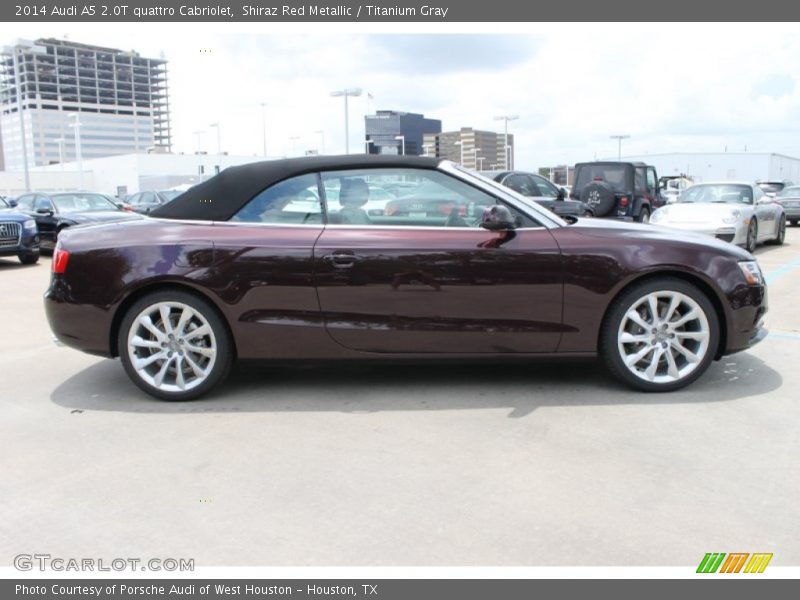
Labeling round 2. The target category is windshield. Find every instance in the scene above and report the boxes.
[758,182,785,194]
[777,186,800,198]
[0,198,8,208]
[159,190,182,201]
[679,184,753,205]
[52,193,119,213]
[574,164,629,193]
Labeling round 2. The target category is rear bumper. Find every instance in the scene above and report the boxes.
[44,276,114,358]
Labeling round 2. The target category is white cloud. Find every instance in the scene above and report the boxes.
[2,23,799,169]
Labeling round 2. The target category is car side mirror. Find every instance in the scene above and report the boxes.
[8,199,18,207]
[480,205,518,231]
[557,188,566,200]
[36,208,53,216]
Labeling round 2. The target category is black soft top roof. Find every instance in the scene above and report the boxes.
[151,154,442,221]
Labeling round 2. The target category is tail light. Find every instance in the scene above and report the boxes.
[619,196,630,207]
[52,248,70,274]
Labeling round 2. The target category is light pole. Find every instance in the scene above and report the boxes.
[7,46,31,191]
[330,88,362,154]
[68,113,83,191]
[505,145,513,171]
[364,139,374,154]
[471,147,481,170]
[610,134,630,160]
[209,122,221,155]
[55,137,65,190]
[394,135,405,155]
[315,130,325,155]
[260,103,268,157]
[192,130,205,153]
[476,155,485,171]
[493,114,519,170]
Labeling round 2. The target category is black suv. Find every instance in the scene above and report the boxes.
[570,161,665,222]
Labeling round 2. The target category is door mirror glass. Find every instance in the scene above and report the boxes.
[480,204,518,231]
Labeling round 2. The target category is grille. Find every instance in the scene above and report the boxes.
[0,222,22,248]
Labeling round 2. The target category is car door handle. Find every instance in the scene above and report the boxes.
[323,252,363,268]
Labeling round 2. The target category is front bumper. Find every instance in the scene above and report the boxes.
[0,232,40,257]
[722,283,768,356]
[653,222,745,245]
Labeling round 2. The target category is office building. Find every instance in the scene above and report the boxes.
[423,127,514,171]
[0,38,171,172]
[364,110,441,156]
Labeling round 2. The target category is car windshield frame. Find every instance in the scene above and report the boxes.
[678,184,754,205]
[51,193,120,214]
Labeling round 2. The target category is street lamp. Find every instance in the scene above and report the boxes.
[315,130,326,155]
[260,103,268,157]
[493,114,519,170]
[209,122,221,155]
[68,113,83,191]
[394,135,405,155]
[505,145,513,171]
[330,88,362,154]
[610,134,630,160]
[55,137,66,190]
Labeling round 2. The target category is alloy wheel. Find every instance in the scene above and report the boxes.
[617,291,711,384]
[126,301,218,393]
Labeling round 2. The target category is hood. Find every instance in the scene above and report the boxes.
[65,211,143,224]
[652,202,745,224]
[0,211,33,223]
[568,217,752,260]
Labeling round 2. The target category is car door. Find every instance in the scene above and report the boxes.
[33,195,58,245]
[313,167,564,354]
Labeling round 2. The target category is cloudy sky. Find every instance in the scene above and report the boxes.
[4,23,800,168]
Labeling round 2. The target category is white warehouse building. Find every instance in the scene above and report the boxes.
[619,152,800,184]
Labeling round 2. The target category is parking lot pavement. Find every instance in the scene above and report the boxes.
[1,230,799,568]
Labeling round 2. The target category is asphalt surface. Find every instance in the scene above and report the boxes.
[1,228,799,567]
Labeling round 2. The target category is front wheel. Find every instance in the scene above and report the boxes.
[745,220,758,253]
[118,290,233,400]
[18,251,39,265]
[600,278,719,392]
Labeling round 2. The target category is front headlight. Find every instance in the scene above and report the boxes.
[721,209,741,224]
[738,260,764,286]
[23,219,37,231]
[650,209,665,223]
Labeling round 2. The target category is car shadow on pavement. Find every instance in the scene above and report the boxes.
[0,258,44,270]
[50,352,782,418]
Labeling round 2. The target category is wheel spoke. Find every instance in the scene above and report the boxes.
[625,345,653,367]
[138,315,164,341]
[625,310,651,331]
[185,343,215,357]
[620,332,650,344]
[185,324,211,340]
[131,336,162,350]
[134,351,166,371]
[183,353,207,378]
[664,294,681,322]
[672,341,700,364]
[644,347,664,381]
[647,294,660,322]
[153,355,174,387]
[175,357,186,390]
[674,330,707,341]
[175,307,194,336]
[670,309,699,328]
[665,348,680,379]
[159,305,174,334]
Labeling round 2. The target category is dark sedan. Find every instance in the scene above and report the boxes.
[0,198,40,264]
[45,156,768,401]
[13,191,141,250]
[126,189,184,214]
[485,170,592,218]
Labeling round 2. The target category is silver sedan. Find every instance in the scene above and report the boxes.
[776,185,800,226]
[650,181,786,252]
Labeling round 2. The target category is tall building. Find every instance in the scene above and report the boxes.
[0,38,171,172]
[364,110,441,156]
[423,127,514,171]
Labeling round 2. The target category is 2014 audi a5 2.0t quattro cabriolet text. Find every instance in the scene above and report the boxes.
[44,156,768,400]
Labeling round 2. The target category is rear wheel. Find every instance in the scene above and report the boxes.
[118,290,233,401]
[769,215,786,245]
[635,206,651,223]
[600,278,719,392]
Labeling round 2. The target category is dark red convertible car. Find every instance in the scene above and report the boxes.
[45,155,767,400]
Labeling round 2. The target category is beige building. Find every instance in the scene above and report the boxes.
[423,127,514,171]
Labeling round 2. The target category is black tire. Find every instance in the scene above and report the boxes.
[580,181,616,217]
[745,220,758,253]
[18,251,40,265]
[118,290,234,401]
[635,206,651,223]
[769,215,786,245]
[791,220,798,227]
[600,277,720,392]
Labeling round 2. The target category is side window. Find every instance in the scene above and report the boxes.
[16,194,35,211]
[320,167,535,228]
[634,168,647,194]
[504,174,537,197]
[231,173,321,224]
[140,192,156,205]
[34,196,54,212]
[531,174,560,198]
[646,168,657,194]
[127,193,141,205]
[752,186,764,202]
